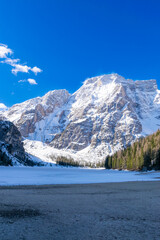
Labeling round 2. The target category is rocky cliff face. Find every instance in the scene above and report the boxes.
[3,74,160,163]
[51,74,160,158]
[4,89,70,142]
[0,120,26,165]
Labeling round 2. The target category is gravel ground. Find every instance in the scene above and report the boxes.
[0,181,160,240]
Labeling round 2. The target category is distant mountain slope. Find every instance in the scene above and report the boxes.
[2,73,160,164]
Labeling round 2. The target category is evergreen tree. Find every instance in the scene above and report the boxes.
[105,129,160,171]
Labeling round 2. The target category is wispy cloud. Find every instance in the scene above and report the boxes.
[18,78,38,85]
[0,43,42,76]
[18,79,26,83]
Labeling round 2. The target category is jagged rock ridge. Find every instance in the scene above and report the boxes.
[4,89,70,142]
[2,74,160,163]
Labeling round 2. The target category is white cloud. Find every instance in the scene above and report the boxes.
[31,66,42,75]
[2,58,19,64]
[27,78,38,85]
[0,43,42,76]
[18,79,26,83]
[18,78,38,85]
[3,58,32,75]
[12,64,31,75]
[0,44,12,58]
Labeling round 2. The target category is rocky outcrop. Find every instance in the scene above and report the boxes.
[0,120,26,165]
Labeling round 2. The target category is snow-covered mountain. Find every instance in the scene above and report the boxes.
[4,89,70,142]
[2,74,160,164]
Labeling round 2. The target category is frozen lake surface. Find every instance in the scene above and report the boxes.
[0,167,160,185]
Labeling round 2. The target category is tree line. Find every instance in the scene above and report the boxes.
[105,129,160,171]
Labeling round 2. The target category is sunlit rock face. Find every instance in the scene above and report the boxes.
[51,74,160,157]
[3,74,160,161]
[4,89,70,142]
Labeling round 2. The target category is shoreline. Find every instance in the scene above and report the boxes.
[0,180,160,189]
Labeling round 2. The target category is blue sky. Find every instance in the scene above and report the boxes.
[0,0,160,106]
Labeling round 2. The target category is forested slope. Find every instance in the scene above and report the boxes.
[105,130,160,170]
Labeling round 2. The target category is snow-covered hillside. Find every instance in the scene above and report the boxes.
[2,73,160,164]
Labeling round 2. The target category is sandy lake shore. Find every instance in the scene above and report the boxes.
[0,181,160,240]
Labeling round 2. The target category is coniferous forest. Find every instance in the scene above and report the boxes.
[105,129,160,171]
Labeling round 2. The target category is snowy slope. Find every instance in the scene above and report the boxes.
[3,73,160,164]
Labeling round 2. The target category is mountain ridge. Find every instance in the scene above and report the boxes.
[1,73,160,164]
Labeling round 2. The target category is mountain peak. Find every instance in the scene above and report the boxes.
[83,73,158,92]
[83,73,125,86]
